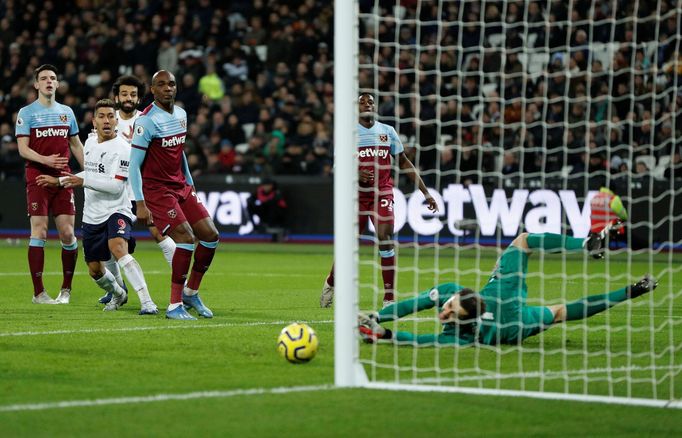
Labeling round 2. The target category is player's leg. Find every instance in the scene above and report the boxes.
[375,194,396,305]
[523,229,614,259]
[82,222,127,311]
[548,274,657,324]
[54,213,78,304]
[181,189,219,318]
[166,222,197,320]
[87,260,128,311]
[108,215,158,315]
[149,225,176,267]
[28,215,54,304]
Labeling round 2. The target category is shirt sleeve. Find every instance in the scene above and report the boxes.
[82,149,126,195]
[389,126,404,155]
[394,331,473,346]
[68,107,79,136]
[131,116,154,150]
[15,108,30,137]
[114,140,130,181]
[377,290,437,323]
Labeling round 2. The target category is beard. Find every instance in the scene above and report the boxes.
[120,102,137,114]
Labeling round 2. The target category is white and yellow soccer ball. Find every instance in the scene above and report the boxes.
[277,322,319,364]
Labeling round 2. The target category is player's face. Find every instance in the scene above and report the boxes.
[358,94,375,116]
[34,70,59,98]
[152,72,177,106]
[438,295,467,324]
[115,85,140,115]
[93,107,118,140]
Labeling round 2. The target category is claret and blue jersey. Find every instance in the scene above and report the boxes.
[357,121,403,194]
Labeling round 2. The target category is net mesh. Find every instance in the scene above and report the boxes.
[356,0,682,403]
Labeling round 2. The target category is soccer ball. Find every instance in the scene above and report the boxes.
[277,323,319,364]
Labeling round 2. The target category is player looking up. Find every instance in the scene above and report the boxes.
[320,93,438,308]
[15,64,84,305]
[37,99,158,314]
[358,229,657,346]
[129,70,219,320]
[97,75,178,305]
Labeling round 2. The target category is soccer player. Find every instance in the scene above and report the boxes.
[37,99,158,314]
[358,229,657,346]
[129,70,219,320]
[590,187,628,235]
[15,64,84,305]
[97,75,178,305]
[320,93,438,308]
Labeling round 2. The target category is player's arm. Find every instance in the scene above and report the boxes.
[376,290,438,322]
[68,135,84,169]
[17,137,69,169]
[181,151,194,187]
[393,332,474,346]
[610,194,629,221]
[130,119,153,225]
[397,152,438,212]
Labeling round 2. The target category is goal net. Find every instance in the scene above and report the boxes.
[336,0,682,407]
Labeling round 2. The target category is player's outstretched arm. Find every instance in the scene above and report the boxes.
[397,152,438,212]
[377,290,438,322]
[17,137,69,169]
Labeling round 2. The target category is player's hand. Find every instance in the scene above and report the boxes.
[43,154,69,170]
[35,175,59,187]
[136,201,154,226]
[359,169,374,184]
[425,195,438,212]
[60,172,83,188]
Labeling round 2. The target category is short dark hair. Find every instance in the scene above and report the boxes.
[34,64,58,81]
[359,92,374,100]
[94,98,116,113]
[112,75,145,98]
[458,288,486,321]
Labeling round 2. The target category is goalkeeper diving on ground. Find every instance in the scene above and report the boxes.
[358,228,657,346]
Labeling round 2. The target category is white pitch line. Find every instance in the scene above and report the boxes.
[0,319,334,338]
[0,384,335,413]
[0,271,316,277]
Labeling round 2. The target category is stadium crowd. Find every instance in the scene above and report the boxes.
[0,0,680,185]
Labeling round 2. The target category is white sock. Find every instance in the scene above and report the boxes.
[95,269,125,296]
[103,256,125,289]
[118,254,155,307]
[167,302,183,311]
[184,286,198,296]
[158,237,176,267]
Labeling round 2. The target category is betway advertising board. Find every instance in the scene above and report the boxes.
[195,183,597,238]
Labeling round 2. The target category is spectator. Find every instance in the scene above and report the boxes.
[246,178,288,241]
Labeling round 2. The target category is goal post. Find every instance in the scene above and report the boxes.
[335,0,682,408]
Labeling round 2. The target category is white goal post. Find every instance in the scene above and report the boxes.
[334,0,682,408]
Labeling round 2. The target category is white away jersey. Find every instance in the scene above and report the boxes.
[116,110,140,144]
[81,135,134,224]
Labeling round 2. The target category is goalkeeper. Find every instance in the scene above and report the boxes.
[358,230,657,346]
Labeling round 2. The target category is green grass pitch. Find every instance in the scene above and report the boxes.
[0,240,680,436]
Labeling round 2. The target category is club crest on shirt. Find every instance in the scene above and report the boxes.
[60,114,68,123]
[180,119,186,129]
[31,202,38,211]
[379,134,388,143]
[167,209,177,219]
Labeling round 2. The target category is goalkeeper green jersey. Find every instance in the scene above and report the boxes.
[377,246,554,346]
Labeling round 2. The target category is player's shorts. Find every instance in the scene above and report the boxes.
[82,213,136,262]
[479,245,555,344]
[359,192,394,231]
[26,182,76,217]
[143,183,210,236]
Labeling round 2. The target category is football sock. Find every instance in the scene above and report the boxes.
[326,263,334,287]
[565,287,628,321]
[157,236,176,268]
[527,233,584,252]
[187,240,218,291]
[104,255,126,290]
[379,249,395,302]
[60,239,78,290]
[171,244,194,304]
[118,254,154,307]
[28,238,46,296]
[94,269,126,296]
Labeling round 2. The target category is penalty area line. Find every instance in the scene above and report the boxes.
[0,319,334,337]
[0,384,335,413]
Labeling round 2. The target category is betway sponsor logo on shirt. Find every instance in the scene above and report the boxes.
[160,134,186,148]
[35,127,69,138]
[358,147,389,159]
